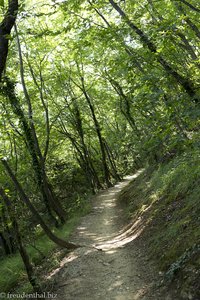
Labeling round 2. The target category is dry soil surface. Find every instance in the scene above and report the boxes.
[47,173,172,300]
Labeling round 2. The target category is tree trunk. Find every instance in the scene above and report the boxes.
[0,187,40,291]
[109,0,197,101]
[0,231,12,255]
[72,100,102,190]
[178,0,200,13]
[1,160,79,249]
[14,28,67,225]
[1,208,16,254]
[174,2,200,40]
[15,220,41,291]
[103,140,121,181]
[80,77,112,187]
[0,0,19,81]
[106,75,141,137]
[3,77,66,225]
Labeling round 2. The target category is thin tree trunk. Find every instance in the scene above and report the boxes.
[26,58,50,161]
[3,77,66,225]
[173,1,200,40]
[106,75,141,137]
[178,0,200,13]
[1,159,79,249]
[1,208,16,254]
[88,0,144,72]
[59,120,101,192]
[72,99,102,190]
[15,26,66,224]
[103,140,121,181]
[0,231,12,255]
[109,0,197,100]
[0,187,40,291]
[80,77,112,187]
[176,31,199,62]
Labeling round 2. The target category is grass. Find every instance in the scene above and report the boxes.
[118,149,200,299]
[0,198,92,296]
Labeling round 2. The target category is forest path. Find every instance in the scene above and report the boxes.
[48,172,168,300]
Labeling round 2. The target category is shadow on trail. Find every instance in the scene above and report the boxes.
[46,171,167,300]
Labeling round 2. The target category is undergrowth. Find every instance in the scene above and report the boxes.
[0,198,91,295]
[119,149,200,299]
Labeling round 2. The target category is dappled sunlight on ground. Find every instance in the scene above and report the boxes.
[71,171,145,248]
[94,219,144,251]
[46,253,79,280]
[47,170,161,300]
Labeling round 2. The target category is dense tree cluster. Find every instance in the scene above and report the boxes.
[0,0,199,290]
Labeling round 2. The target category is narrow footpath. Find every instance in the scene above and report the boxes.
[48,173,172,300]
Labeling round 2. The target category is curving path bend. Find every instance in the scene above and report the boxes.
[47,172,170,300]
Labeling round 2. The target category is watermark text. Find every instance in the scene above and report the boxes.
[0,292,57,299]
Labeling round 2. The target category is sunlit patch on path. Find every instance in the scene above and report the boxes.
[47,170,164,300]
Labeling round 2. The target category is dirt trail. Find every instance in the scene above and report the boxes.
[47,173,170,300]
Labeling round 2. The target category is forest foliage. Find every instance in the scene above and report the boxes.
[0,0,199,294]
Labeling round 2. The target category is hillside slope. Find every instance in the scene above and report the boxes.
[119,150,200,300]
